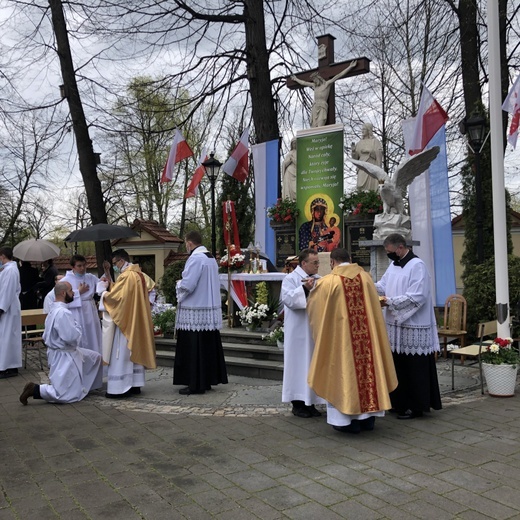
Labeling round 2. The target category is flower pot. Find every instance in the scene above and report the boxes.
[482,363,518,397]
[276,340,284,350]
[261,320,270,331]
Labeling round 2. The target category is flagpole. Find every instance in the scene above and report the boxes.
[488,0,510,336]
[225,201,233,328]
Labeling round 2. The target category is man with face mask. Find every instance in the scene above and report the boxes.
[99,249,156,398]
[375,233,442,420]
[62,255,102,354]
[19,281,103,405]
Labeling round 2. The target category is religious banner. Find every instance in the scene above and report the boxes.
[296,124,344,253]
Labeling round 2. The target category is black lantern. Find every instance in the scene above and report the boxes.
[202,152,223,257]
[463,114,487,152]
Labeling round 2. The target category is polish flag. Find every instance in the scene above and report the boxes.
[160,129,194,183]
[408,85,449,155]
[222,129,249,183]
[502,74,520,149]
[185,148,208,198]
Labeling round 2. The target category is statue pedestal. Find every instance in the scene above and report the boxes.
[269,221,296,269]
[373,214,412,240]
[359,239,420,282]
[345,215,375,273]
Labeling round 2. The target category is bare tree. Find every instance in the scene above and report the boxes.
[0,109,64,245]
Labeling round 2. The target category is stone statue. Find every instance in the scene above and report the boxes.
[291,60,357,128]
[351,122,383,192]
[282,138,297,201]
[348,146,440,239]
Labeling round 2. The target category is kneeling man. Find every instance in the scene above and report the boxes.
[20,282,103,405]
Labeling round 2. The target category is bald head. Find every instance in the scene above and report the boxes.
[54,281,74,303]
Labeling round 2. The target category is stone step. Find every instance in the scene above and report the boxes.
[155,350,284,381]
[155,338,283,359]
[155,326,284,380]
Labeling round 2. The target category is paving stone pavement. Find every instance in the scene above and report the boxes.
[1,352,520,519]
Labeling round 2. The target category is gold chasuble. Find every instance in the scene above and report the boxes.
[103,264,156,369]
[307,264,397,415]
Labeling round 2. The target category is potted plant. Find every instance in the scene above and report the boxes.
[152,304,177,338]
[262,326,284,350]
[267,197,299,225]
[237,302,271,331]
[481,337,520,397]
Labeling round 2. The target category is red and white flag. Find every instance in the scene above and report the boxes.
[160,129,194,183]
[502,74,520,149]
[185,148,208,199]
[222,129,249,183]
[408,85,449,155]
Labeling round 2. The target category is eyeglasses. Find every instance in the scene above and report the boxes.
[307,260,320,266]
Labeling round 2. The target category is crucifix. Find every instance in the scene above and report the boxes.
[287,34,370,127]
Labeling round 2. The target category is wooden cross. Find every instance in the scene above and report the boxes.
[286,34,370,126]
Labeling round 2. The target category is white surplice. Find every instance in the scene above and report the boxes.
[281,266,325,406]
[62,271,102,355]
[40,302,102,403]
[375,256,440,355]
[0,261,22,371]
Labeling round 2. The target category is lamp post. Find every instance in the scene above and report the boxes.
[202,152,222,257]
[460,114,487,264]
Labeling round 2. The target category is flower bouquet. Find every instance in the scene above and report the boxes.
[339,190,383,217]
[220,252,245,270]
[267,197,299,224]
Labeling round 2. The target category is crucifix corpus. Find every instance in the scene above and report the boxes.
[287,34,370,128]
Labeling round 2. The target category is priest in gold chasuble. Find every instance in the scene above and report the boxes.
[307,248,397,433]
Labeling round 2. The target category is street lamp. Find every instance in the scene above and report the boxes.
[202,152,222,257]
[460,114,487,264]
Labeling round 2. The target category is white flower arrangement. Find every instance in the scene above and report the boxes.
[220,252,245,269]
[262,326,284,344]
[237,302,277,328]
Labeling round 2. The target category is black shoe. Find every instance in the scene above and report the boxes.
[130,387,141,395]
[360,417,376,431]
[20,382,35,405]
[0,369,19,379]
[333,421,361,434]
[306,405,322,417]
[292,406,312,418]
[397,409,423,420]
[105,390,132,399]
[179,387,205,395]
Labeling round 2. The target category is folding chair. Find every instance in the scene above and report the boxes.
[450,320,496,394]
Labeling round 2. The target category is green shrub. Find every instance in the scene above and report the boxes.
[157,260,186,305]
[463,255,520,340]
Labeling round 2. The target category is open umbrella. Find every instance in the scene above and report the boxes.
[64,223,139,242]
[13,239,61,262]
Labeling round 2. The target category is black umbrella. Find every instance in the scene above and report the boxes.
[64,223,139,242]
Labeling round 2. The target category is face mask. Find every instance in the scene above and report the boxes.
[65,293,74,304]
[113,266,120,274]
[387,251,400,262]
[73,271,84,278]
